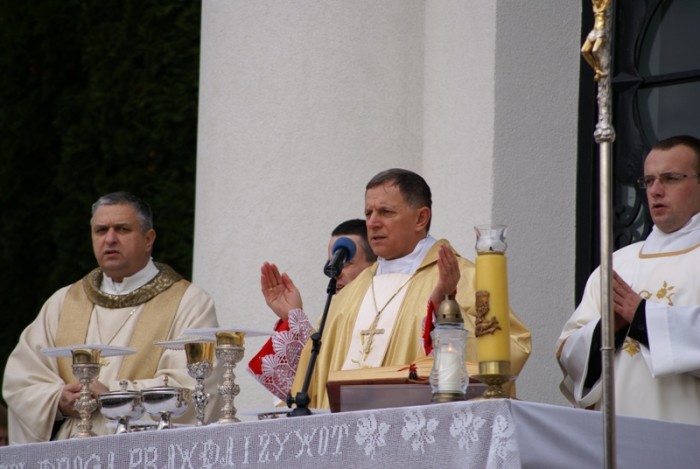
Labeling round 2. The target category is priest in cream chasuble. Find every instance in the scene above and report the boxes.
[3,193,219,443]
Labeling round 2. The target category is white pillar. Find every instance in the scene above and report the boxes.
[195,0,426,412]
[195,0,580,412]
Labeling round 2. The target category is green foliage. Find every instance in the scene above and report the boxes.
[0,0,202,403]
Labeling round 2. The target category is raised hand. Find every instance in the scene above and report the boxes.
[260,262,303,321]
[430,244,460,308]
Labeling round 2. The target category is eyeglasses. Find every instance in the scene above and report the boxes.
[636,172,700,189]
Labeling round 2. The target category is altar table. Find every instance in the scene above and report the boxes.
[1,399,699,468]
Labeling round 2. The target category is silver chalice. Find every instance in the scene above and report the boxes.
[71,349,102,438]
[215,331,245,423]
[185,341,215,426]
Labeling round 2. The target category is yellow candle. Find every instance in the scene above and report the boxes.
[475,252,510,363]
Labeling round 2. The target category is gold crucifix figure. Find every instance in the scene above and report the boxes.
[581,0,612,81]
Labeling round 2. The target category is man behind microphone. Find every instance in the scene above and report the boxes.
[248,219,376,399]
[249,170,531,408]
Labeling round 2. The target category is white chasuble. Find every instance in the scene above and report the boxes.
[342,273,412,369]
[558,238,700,425]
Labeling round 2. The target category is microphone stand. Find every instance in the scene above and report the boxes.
[287,275,337,417]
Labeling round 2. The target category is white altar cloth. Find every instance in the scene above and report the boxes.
[1,399,699,468]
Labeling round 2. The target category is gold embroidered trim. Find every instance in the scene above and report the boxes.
[638,242,700,259]
[81,262,183,308]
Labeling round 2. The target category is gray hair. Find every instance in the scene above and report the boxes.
[91,192,154,232]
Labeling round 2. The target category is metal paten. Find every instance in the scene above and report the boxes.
[582,1,616,468]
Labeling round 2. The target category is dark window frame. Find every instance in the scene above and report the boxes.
[576,0,700,302]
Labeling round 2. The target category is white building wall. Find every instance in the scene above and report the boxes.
[490,2,581,404]
[195,0,581,413]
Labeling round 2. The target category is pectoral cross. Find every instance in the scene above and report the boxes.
[359,318,385,361]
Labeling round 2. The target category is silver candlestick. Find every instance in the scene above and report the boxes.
[71,349,102,438]
[215,332,245,423]
[185,341,215,426]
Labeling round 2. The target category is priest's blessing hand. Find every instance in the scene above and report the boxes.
[430,244,460,308]
[260,262,303,321]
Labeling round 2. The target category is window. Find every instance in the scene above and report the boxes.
[576,0,700,301]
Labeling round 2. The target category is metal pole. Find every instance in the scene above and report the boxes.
[599,140,615,469]
[581,1,616,468]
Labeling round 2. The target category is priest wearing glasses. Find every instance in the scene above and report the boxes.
[558,135,700,425]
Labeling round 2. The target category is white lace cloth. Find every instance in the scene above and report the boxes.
[3,399,699,468]
[1,400,517,468]
[248,308,313,400]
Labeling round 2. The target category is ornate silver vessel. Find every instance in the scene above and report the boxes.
[141,376,191,430]
[98,380,145,434]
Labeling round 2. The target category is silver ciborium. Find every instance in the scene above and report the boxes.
[98,380,145,434]
[71,349,102,438]
[185,341,215,426]
[215,331,245,423]
[141,376,191,430]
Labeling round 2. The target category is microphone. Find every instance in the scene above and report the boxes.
[323,237,356,278]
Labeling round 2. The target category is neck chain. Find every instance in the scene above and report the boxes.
[370,274,414,318]
[95,307,138,346]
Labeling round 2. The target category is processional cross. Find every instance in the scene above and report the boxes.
[582,1,616,468]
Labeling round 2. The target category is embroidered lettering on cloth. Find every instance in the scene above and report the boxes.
[248,309,313,400]
[0,399,521,467]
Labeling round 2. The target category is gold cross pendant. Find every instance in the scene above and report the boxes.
[360,324,385,360]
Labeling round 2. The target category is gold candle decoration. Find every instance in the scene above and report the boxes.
[474,225,511,376]
[216,331,245,347]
